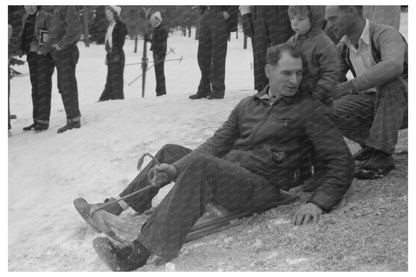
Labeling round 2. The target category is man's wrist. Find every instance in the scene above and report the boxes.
[346,81,357,94]
[306,201,325,213]
[170,164,179,180]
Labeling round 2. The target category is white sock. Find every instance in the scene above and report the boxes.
[115,196,130,210]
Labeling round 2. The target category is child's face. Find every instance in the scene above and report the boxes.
[290,15,311,35]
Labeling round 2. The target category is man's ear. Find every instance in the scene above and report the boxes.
[265,64,271,79]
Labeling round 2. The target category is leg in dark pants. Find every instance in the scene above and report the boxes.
[333,80,407,155]
[153,53,166,95]
[197,13,213,95]
[366,80,407,154]
[137,153,280,261]
[8,66,11,131]
[333,81,406,178]
[53,45,81,120]
[119,144,192,213]
[27,52,39,123]
[252,6,293,92]
[333,93,376,147]
[100,51,125,101]
[99,54,112,101]
[208,11,228,96]
[36,53,55,124]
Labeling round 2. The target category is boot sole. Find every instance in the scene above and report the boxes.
[92,237,120,271]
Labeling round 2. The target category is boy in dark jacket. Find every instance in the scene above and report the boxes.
[74,44,354,271]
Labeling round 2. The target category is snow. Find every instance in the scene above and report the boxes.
[8,29,256,271]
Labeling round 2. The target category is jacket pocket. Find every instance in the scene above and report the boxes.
[271,150,286,164]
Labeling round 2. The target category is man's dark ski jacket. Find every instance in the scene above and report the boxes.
[174,86,354,212]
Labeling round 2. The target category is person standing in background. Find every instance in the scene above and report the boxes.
[147,11,168,97]
[38,6,82,133]
[24,6,55,131]
[98,6,127,102]
[240,6,293,92]
[189,6,239,100]
[18,6,42,131]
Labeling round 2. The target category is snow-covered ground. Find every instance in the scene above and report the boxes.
[8,12,408,271]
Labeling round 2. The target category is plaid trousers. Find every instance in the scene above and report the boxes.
[120,144,280,261]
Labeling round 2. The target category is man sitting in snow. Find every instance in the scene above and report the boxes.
[74,43,354,271]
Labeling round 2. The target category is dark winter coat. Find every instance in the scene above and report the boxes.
[150,22,168,56]
[20,10,53,54]
[199,6,239,33]
[106,20,127,63]
[38,6,81,55]
[174,86,354,211]
[286,6,339,106]
[19,12,36,54]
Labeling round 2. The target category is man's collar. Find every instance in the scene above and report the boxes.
[255,85,283,102]
[360,19,371,45]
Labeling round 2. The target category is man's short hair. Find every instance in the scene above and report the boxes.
[288,6,311,19]
[266,43,301,66]
[338,6,364,16]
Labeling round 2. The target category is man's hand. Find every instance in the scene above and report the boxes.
[150,163,178,185]
[222,11,230,20]
[242,14,254,37]
[52,43,63,51]
[334,81,357,99]
[291,203,323,226]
